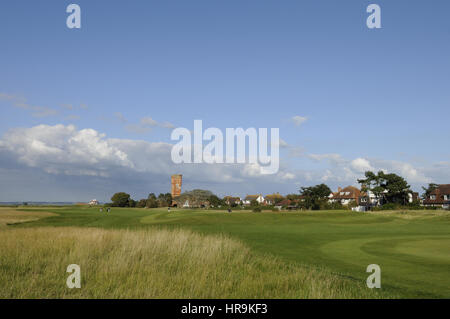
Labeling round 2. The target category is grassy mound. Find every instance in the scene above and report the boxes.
[0,227,389,298]
[0,208,56,227]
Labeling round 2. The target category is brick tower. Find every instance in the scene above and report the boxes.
[171,174,182,198]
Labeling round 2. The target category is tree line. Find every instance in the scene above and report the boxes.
[108,170,439,210]
[110,192,172,208]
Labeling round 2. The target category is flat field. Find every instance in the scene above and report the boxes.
[0,207,449,298]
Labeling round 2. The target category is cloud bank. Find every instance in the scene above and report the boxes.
[0,124,447,202]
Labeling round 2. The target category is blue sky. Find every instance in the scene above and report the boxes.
[1,1,449,202]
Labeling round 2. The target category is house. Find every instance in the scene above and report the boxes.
[264,193,284,205]
[422,184,450,209]
[275,198,300,210]
[358,190,421,209]
[242,194,265,205]
[172,189,213,208]
[223,196,241,206]
[278,199,291,207]
[328,186,361,205]
[89,199,99,206]
[358,190,382,207]
[178,198,210,208]
[408,192,420,203]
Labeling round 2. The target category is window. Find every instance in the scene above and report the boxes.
[340,192,344,195]
[444,195,449,200]
[345,192,350,195]
[430,195,436,200]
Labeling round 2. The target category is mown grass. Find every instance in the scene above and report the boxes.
[0,226,389,298]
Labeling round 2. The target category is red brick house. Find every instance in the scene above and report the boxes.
[328,186,361,206]
[422,184,450,209]
[223,196,241,206]
[265,193,285,205]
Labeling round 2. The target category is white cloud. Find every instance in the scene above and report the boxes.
[308,153,344,165]
[279,138,288,148]
[304,152,433,188]
[114,112,128,123]
[291,115,308,127]
[117,115,176,133]
[0,124,133,177]
[288,146,305,158]
[0,124,296,187]
[0,93,58,118]
[369,159,431,184]
[61,103,88,111]
[350,158,374,173]
[140,117,158,127]
[65,114,80,121]
[60,104,74,110]
[0,124,446,200]
[271,138,288,149]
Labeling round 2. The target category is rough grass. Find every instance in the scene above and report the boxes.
[0,208,56,227]
[0,227,390,299]
[368,209,450,220]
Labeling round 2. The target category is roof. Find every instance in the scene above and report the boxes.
[223,196,241,204]
[223,196,240,200]
[431,184,450,194]
[330,186,361,200]
[423,184,450,204]
[278,199,291,206]
[265,193,285,200]
[244,195,262,200]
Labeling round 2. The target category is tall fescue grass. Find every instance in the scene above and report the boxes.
[0,227,391,298]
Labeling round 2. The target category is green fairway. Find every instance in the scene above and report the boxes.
[4,206,450,298]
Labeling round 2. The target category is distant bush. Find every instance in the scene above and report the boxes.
[252,207,262,213]
[346,201,358,210]
[380,203,399,210]
[136,199,147,208]
[111,192,131,207]
[322,202,344,210]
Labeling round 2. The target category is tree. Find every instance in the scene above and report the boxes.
[111,192,131,207]
[422,183,438,200]
[286,194,301,200]
[146,193,158,208]
[136,199,147,208]
[208,195,223,207]
[358,171,384,204]
[299,184,332,210]
[358,171,411,205]
[250,199,259,207]
[157,193,173,207]
[172,189,215,208]
[128,199,136,208]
